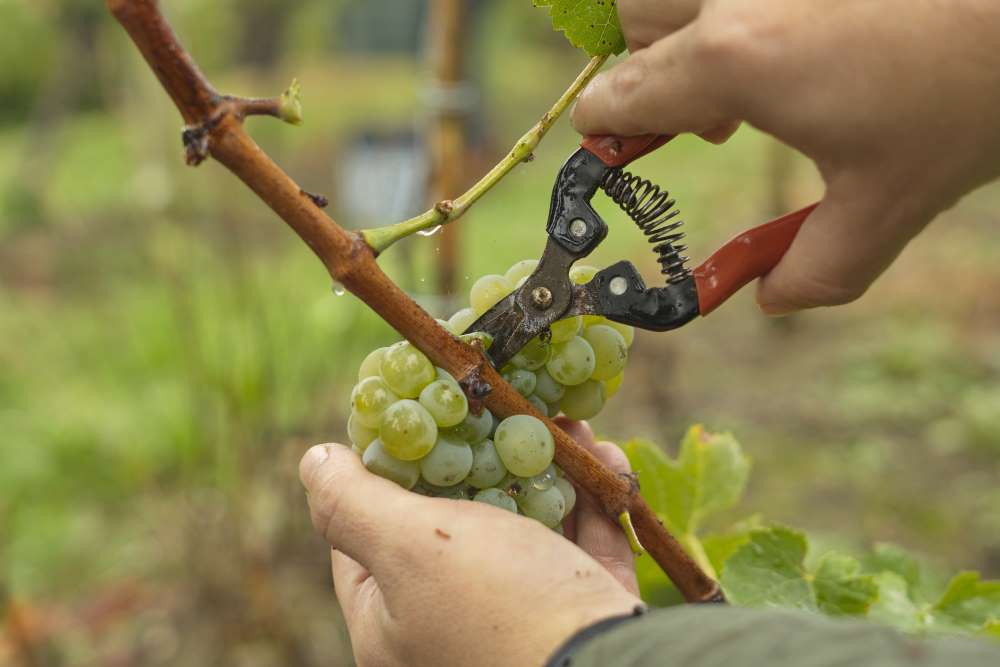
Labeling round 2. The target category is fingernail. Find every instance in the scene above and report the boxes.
[301,444,331,476]
[758,301,794,317]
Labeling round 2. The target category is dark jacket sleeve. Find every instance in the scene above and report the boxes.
[547,606,1000,667]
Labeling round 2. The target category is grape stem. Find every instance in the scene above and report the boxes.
[618,511,645,556]
[360,54,608,254]
[108,0,723,604]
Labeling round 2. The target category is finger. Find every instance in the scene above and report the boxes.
[574,441,640,596]
[572,25,738,138]
[554,417,595,449]
[618,0,703,51]
[756,180,925,314]
[299,443,434,575]
[330,549,373,624]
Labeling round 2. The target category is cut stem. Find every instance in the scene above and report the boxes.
[362,55,607,254]
[619,511,645,556]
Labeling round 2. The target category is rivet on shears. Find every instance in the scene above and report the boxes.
[531,286,554,310]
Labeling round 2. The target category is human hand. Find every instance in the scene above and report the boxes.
[299,418,641,667]
[573,0,1000,314]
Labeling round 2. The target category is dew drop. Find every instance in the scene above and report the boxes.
[332,281,346,296]
[531,470,556,491]
[418,225,442,237]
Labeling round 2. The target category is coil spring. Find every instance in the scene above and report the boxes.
[601,168,690,284]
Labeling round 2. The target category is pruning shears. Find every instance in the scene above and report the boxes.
[466,134,819,369]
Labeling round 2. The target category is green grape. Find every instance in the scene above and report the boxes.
[559,380,606,420]
[473,487,518,513]
[444,407,493,445]
[533,367,566,404]
[510,335,550,370]
[549,316,581,344]
[602,319,635,347]
[436,367,459,385]
[418,481,475,500]
[547,402,561,418]
[502,368,537,397]
[517,485,566,528]
[554,476,577,517]
[469,274,513,316]
[546,336,596,386]
[504,259,539,286]
[350,376,399,428]
[527,393,549,416]
[362,439,420,489]
[569,264,598,285]
[603,370,624,399]
[467,439,507,489]
[379,399,438,461]
[500,474,529,500]
[419,379,469,427]
[582,314,604,328]
[494,415,555,477]
[358,347,388,381]
[459,331,493,350]
[419,435,474,487]
[583,324,628,381]
[447,307,478,335]
[380,341,436,398]
[347,412,378,450]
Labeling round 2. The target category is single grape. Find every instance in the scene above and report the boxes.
[459,331,494,350]
[517,485,566,528]
[504,259,539,286]
[469,274,513,316]
[502,367,537,397]
[362,439,420,489]
[494,414,555,477]
[500,474,529,500]
[467,439,508,489]
[569,264,598,285]
[436,367,459,385]
[546,336,596,386]
[347,412,378,450]
[419,379,469,427]
[582,314,604,328]
[358,347,388,381]
[533,367,566,404]
[448,307,479,335]
[559,380,605,420]
[547,402,561,418]
[549,316,581,344]
[603,370,624,399]
[527,393,549,416]
[419,482,475,500]
[419,435,474,487]
[380,341,436,398]
[510,335,550,371]
[444,407,493,445]
[583,324,628,381]
[554,476,577,517]
[602,319,635,347]
[379,399,438,461]
[473,487,518,513]
[350,376,400,428]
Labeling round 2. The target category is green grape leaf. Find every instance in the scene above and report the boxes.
[702,530,752,576]
[813,552,879,616]
[984,621,1000,640]
[861,542,922,594]
[721,526,815,610]
[931,572,1000,634]
[621,427,749,536]
[869,572,930,634]
[532,0,627,57]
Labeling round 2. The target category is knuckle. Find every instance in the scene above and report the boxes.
[692,10,778,73]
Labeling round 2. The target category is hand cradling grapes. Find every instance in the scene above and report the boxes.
[346,260,635,531]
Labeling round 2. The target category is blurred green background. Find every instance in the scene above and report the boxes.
[2,0,999,664]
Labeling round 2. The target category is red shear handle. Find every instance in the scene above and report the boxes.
[693,202,820,315]
[581,134,674,168]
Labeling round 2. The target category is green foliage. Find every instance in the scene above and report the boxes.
[532,0,627,56]
[622,429,1000,641]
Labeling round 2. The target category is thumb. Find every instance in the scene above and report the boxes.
[572,25,737,138]
[756,182,928,314]
[300,443,435,578]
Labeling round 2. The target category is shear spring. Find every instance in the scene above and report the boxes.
[601,169,690,284]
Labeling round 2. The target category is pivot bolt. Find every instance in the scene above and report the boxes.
[569,218,588,238]
[531,286,554,309]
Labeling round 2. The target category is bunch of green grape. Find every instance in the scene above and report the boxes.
[346,260,634,529]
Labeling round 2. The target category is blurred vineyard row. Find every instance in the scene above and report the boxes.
[2,1,1000,665]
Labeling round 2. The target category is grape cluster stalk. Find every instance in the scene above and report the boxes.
[347,260,635,530]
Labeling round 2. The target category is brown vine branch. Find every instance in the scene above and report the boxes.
[107,0,722,603]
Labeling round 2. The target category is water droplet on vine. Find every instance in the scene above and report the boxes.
[418,225,442,237]
[332,282,345,296]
